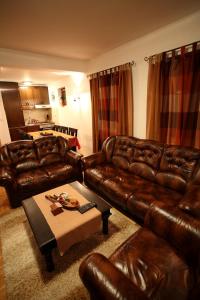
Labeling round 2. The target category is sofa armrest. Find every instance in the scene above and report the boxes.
[178,185,200,218]
[0,166,16,185]
[79,253,148,300]
[65,150,83,167]
[81,152,106,170]
[145,201,200,268]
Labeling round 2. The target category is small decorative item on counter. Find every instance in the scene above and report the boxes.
[50,202,64,216]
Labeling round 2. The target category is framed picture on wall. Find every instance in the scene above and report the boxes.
[58,87,67,106]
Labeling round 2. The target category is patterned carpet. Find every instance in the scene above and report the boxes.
[0,205,140,300]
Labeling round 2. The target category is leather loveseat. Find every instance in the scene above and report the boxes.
[82,136,200,222]
[0,136,83,208]
[80,201,200,300]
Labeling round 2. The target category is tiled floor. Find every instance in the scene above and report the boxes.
[0,187,10,300]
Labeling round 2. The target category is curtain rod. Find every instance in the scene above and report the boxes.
[87,60,136,78]
[144,40,200,61]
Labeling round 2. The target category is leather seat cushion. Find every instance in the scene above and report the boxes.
[44,162,74,181]
[127,180,182,220]
[84,163,117,185]
[110,228,192,300]
[17,169,49,189]
[100,171,144,209]
[86,166,181,213]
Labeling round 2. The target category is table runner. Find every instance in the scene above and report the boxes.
[33,184,101,256]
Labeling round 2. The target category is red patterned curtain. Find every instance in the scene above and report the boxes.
[147,42,200,149]
[90,63,133,152]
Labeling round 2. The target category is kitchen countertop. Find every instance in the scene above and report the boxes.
[26,122,55,126]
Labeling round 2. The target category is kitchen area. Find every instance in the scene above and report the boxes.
[0,81,55,141]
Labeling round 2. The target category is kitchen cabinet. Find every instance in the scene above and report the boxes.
[0,82,51,141]
[0,82,25,141]
[19,86,49,109]
[26,124,40,132]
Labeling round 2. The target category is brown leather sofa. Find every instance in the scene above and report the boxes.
[80,201,200,300]
[82,136,200,222]
[80,135,200,299]
[0,136,83,207]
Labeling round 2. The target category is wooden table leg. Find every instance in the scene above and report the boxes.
[44,250,54,272]
[102,210,111,234]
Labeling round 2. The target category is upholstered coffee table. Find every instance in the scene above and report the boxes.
[22,181,112,271]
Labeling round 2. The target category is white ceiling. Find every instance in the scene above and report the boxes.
[0,66,73,84]
[0,0,200,83]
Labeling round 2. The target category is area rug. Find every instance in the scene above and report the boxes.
[0,207,140,300]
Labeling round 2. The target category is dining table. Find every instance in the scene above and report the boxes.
[27,130,81,150]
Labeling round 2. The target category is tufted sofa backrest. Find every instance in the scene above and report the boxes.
[0,136,69,173]
[6,140,39,173]
[35,136,69,166]
[156,145,200,193]
[109,136,137,168]
[102,136,200,193]
[130,139,163,182]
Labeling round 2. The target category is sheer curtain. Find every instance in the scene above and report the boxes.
[90,63,133,152]
[146,42,200,149]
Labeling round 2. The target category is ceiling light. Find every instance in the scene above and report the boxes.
[19,81,33,87]
[19,82,47,87]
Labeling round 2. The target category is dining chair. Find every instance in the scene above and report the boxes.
[68,127,78,137]
[61,126,69,134]
[58,126,64,132]
[61,126,67,133]
[53,125,59,131]
[18,130,33,140]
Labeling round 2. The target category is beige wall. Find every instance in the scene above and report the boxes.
[89,11,200,139]
[0,92,11,145]
[48,73,92,155]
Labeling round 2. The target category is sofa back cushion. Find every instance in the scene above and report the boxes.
[110,136,137,170]
[129,140,163,182]
[156,146,200,193]
[57,136,69,156]
[0,145,12,167]
[7,140,39,173]
[191,161,200,185]
[35,136,64,166]
[103,136,163,183]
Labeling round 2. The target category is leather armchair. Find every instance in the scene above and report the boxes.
[80,253,148,300]
[80,202,200,300]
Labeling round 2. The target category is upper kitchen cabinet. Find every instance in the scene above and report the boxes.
[0,82,25,127]
[19,86,49,109]
[35,86,49,104]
